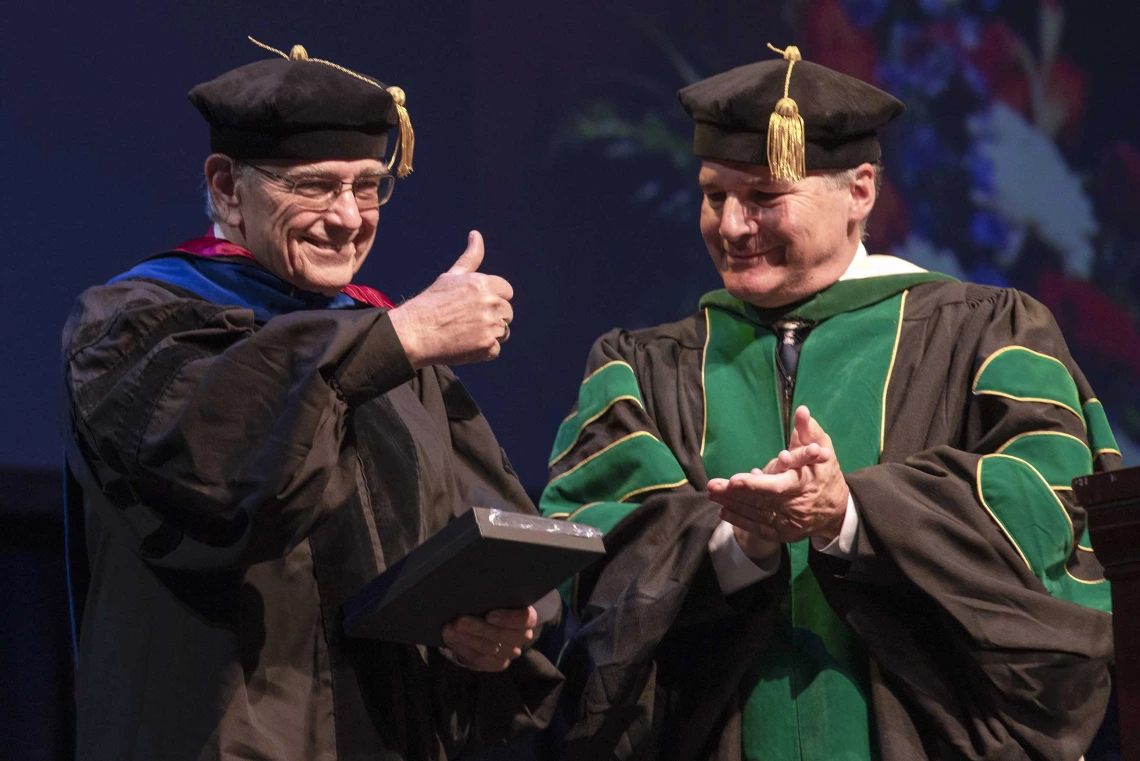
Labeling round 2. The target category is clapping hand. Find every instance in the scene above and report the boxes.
[707,406,849,554]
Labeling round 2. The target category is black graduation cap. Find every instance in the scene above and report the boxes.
[678,44,904,181]
[188,38,414,176]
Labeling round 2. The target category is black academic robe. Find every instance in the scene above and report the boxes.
[62,274,562,761]
[540,277,1116,761]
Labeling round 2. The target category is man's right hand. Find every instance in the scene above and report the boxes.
[388,230,514,369]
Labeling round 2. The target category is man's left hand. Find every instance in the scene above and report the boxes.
[441,605,537,672]
[708,406,848,544]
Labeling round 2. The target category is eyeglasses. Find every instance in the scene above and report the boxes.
[243,163,395,210]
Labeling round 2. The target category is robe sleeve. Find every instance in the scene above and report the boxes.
[817,287,1116,760]
[62,278,416,570]
[421,365,567,754]
[538,326,788,760]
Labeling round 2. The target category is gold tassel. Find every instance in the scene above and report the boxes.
[385,86,415,178]
[247,37,414,177]
[765,43,806,183]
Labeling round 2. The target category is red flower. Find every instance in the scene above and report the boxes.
[867,175,910,252]
[804,0,877,84]
[1037,269,1140,377]
[971,20,1032,117]
[1044,56,1087,147]
[1095,142,1140,236]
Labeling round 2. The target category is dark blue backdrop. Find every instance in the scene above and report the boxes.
[3,1,1139,758]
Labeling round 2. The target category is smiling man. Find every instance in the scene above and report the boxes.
[62,43,560,761]
[540,46,1117,760]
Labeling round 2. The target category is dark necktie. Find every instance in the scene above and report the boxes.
[773,319,809,379]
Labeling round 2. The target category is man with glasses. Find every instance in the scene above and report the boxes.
[62,42,561,761]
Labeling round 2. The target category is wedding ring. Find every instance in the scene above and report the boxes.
[496,320,511,344]
[493,642,503,655]
[766,511,777,525]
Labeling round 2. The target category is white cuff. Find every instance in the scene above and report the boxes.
[810,492,859,560]
[708,520,781,595]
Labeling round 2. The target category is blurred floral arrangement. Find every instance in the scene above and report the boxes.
[554,0,1140,461]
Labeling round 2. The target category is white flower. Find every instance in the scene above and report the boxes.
[967,102,1097,278]
[890,234,967,280]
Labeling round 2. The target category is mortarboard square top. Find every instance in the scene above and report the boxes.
[678,52,905,174]
[188,39,412,173]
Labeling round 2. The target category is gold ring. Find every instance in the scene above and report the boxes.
[496,321,511,344]
[766,511,777,525]
[493,642,503,655]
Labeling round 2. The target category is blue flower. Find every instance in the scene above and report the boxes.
[961,62,989,97]
[957,15,981,48]
[968,262,1010,287]
[841,0,888,27]
[919,0,961,17]
[914,44,960,98]
[911,200,937,238]
[969,210,1011,249]
[899,123,952,180]
[966,151,994,193]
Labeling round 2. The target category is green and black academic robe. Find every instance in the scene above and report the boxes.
[539,268,1116,761]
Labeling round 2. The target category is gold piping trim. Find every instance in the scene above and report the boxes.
[1065,569,1108,585]
[582,360,635,386]
[567,502,602,522]
[994,429,1091,457]
[546,512,571,520]
[700,308,712,457]
[973,390,1083,424]
[975,457,1033,572]
[561,409,577,425]
[978,454,1109,589]
[880,291,907,455]
[618,478,689,503]
[548,395,646,468]
[1084,397,1101,406]
[978,454,1077,570]
[1094,448,1122,457]
[993,430,1092,490]
[1077,544,1094,552]
[991,453,1075,536]
[972,345,1070,392]
[547,431,660,488]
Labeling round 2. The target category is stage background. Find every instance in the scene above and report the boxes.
[2,1,1138,758]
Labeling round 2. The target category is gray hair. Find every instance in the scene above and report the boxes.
[823,161,883,241]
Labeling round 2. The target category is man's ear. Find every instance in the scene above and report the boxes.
[848,162,877,226]
[204,154,243,227]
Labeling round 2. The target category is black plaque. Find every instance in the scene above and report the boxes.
[342,507,605,646]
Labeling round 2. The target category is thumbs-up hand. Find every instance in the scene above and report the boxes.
[388,231,515,368]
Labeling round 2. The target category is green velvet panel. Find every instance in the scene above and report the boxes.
[996,432,1092,488]
[539,432,687,521]
[973,347,1081,419]
[704,293,905,761]
[549,361,644,465]
[978,455,1110,612]
[1082,399,1121,456]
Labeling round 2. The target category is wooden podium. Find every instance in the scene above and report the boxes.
[1073,465,1140,759]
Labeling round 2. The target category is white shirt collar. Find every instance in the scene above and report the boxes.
[839,242,927,280]
[839,242,869,280]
